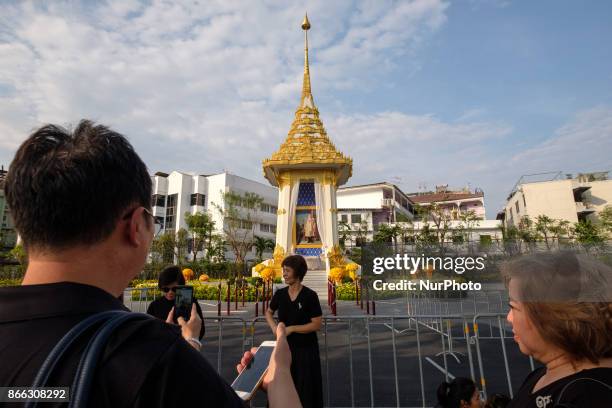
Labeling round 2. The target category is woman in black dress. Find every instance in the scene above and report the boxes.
[266,254,323,408]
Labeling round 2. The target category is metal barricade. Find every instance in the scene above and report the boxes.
[123,288,532,407]
[469,313,537,401]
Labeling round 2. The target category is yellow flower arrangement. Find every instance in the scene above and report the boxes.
[260,267,275,282]
[345,263,358,272]
[182,268,194,281]
[198,274,209,282]
[329,267,345,284]
[344,263,359,281]
[254,263,265,273]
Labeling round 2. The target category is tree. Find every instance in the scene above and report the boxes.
[212,190,263,266]
[150,228,189,265]
[416,224,438,252]
[573,220,605,250]
[518,216,538,251]
[150,232,175,264]
[354,218,371,247]
[549,219,571,248]
[373,223,402,253]
[208,234,227,262]
[184,211,215,263]
[175,228,189,264]
[338,220,352,249]
[253,235,275,262]
[415,203,452,253]
[499,224,521,255]
[599,205,612,238]
[535,215,555,250]
[396,222,413,254]
[458,210,481,253]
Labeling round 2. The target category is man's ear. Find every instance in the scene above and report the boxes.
[125,207,147,247]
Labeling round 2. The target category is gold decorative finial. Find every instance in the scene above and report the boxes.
[301,13,311,30]
[301,13,312,106]
[261,13,353,188]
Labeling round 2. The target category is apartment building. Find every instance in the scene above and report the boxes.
[150,171,278,260]
[502,171,612,227]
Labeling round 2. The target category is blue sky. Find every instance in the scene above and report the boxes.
[1,0,611,216]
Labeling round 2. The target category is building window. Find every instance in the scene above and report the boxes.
[165,194,177,230]
[260,203,278,214]
[227,218,253,230]
[522,194,526,208]
[515,201,520,214]
[340,214,348,223]
[260,223,276,233]
[351,214,362,224]
[190,193,205,207]
[151,194,165,208]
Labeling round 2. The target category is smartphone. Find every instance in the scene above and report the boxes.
[231,341,276,400]
[174,285,194,321]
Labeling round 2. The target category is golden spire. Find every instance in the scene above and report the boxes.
[262,14,353,188]
[301,13,313,107]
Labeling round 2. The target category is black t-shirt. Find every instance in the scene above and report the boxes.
[269,285,322,348]
[146,295,205,340]
[508,366,612,408]
[0,282,245,408]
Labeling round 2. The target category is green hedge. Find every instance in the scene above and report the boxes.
[130,281,268,302]
[332,275,469,301]
[0,278,22,287]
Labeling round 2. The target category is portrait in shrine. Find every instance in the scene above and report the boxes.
[295,209,320,244]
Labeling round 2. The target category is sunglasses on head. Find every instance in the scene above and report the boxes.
[161,286,178,293]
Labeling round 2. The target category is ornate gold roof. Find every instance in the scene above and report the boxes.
[263,14,353,187]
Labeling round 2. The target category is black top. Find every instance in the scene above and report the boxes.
[146,295,205,340]
[269,285,322,348]
[508,366,612,408]
[0,282,245,408]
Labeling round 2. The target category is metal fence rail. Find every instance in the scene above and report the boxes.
[123,288,533,407]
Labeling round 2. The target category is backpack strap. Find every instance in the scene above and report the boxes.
[70,312,152,407]
[27,310,153,408]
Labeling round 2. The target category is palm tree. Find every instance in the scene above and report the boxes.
[253,235,275,263]
[338,220,352,249]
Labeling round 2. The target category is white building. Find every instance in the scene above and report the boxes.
[407,185,486,220]
[502,171,612,227]
[335,182,501,248]
[336,182,415,244]
[150,171,278,261]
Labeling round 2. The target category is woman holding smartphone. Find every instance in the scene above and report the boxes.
[147,265,205,340]
[266,254,323,408]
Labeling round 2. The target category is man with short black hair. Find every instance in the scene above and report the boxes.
[0,120,300,407]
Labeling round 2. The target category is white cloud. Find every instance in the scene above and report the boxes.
[1,0,608,219]
[0,0,449,170]
[326,106,612,216]
[510,106,612,172]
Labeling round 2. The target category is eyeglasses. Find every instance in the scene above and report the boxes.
[123,206,163,237]
[161,286,178,293]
